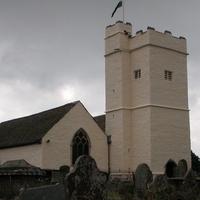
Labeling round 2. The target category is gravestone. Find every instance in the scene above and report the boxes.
[52,165,70,184]
[135,163,153,190]
[65,155,107,200]
[150,174,169,192]
[177,160,188,177]
[18,183,65,200]
[60,165,70,175]
[165,159,178,178]
[183,168,196,188]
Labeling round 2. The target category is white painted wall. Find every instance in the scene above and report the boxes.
[0,102,108,172]
[105,21,191,174]
[42,102,108,171]
[0,144,42,167]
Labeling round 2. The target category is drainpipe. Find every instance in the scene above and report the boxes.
[107,135,112,178]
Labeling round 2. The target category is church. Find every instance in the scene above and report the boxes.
[0,21,191,175]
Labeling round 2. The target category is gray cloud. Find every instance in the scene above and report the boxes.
[0,0,200,155]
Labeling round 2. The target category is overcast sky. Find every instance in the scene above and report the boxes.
[0,0,200,156]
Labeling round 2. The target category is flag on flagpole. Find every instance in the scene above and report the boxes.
[111,1,123,18]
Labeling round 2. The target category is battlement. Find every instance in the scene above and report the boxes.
[105,22,187,55]
[131,26,187,54]
[105,21,132,38]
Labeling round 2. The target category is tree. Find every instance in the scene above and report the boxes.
[191,150,200,174]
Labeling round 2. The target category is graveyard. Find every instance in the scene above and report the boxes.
[0,155,200,200]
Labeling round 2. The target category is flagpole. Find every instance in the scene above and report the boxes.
[122,0,125,23]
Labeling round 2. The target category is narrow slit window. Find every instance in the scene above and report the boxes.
[134,69,141,79]
[165,70,173,81]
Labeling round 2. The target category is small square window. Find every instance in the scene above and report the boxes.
[134,69,141,79]
[164,70,172,81]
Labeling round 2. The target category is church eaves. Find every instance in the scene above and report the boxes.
[0,101,79,149]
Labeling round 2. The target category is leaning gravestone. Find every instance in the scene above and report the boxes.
[135,163,153,190]
[65,155,107,200]
[183,168,196,188]
[18,183,65,200]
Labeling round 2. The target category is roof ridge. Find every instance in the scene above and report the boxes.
[0,101,79,149]
[0,101,79,124]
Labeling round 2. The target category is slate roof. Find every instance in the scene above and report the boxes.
[0,159,44,175]
[93,114,105,132]
[0,159,38,169]
[0,101,78,149]
[0,101,106,149]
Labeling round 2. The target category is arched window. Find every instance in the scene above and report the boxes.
[72,128,90,165]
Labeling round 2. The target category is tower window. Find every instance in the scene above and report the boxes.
[134,69,141,79]
[164,70,173,81]
[72,128,90,165]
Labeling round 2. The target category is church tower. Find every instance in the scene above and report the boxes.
[105,21,191,174]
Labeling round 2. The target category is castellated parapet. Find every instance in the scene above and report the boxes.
[105,21,191,174]
[130,26,187,55]
[105,21,187,57]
